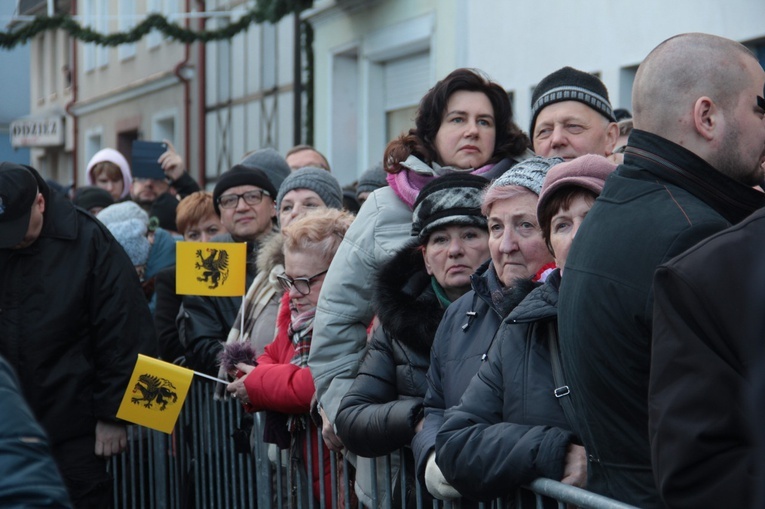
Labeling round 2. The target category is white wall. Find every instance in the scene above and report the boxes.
[309,0,765,179]
[466,0,765,132]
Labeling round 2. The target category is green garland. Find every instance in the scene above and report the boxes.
[0,0,313,49]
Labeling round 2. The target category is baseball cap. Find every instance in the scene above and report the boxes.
[0,163,38,249]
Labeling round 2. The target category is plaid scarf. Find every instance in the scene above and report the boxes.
[288,307,316,368]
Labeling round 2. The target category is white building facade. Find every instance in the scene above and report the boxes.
[305,0,765,185]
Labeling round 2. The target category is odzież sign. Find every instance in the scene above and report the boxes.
[10,116,64,147]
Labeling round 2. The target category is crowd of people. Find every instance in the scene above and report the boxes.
[0,31,764,509]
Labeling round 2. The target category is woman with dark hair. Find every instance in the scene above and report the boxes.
[384,68,529,179]
[434,155,617,501]
[309,68,533,463]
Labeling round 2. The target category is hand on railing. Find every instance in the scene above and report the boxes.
[425,451,460,500]
[560,443,587,488]
[318,405,345,452]
[95,420,127,457]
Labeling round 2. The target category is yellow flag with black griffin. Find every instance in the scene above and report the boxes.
[175,241,246,296]
[117,355,194,434]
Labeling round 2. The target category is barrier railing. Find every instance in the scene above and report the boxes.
[110,380,638,509]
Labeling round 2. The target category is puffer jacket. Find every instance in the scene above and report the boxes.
[309,159,517,423]
[411,259,529,485]
[335,239,444,457]
[436,270,576,500]
[0,177,157,447]
[0,356,72,508]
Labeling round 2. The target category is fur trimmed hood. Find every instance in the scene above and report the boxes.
[256,231,285,292]
[372,238,444,354]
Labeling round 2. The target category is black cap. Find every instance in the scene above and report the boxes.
[0,162,39,249]
[74,186,115,212]
[212,164,278,216]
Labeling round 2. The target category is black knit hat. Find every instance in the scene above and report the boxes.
[74,186,114,212]
[411,173,488,241]
[213,164,277,216]
[530,66,616,136]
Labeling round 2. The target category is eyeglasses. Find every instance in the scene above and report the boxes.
[217,190,270,209]
[277,269,328,296]
[758,83,765,110]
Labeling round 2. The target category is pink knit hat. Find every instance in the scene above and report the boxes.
[536,154,617,219]
[86,148,133,199]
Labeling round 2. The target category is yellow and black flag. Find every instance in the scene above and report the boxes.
[176,241,246,297]
[117,355,194,434]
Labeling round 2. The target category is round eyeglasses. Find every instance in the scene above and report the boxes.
[217,190,270,209]
[277,269,328,296]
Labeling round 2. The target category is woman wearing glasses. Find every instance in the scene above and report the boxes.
[226,208,355,507]
[333,173,490,507]
[214,167,344,390]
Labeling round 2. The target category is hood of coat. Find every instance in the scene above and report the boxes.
[256,231,285,291]
[373,238,444,354]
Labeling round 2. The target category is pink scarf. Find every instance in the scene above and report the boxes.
[387,156,496,209]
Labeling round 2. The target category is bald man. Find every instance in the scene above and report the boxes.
[557,33,765,508]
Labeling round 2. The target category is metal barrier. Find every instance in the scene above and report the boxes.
[110,380,638,509]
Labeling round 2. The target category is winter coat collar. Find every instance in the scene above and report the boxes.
[507,268,561,323]
[469,258,532,318]
[39,192,78,242]
[624,130,765,224]
[373,238,444,354]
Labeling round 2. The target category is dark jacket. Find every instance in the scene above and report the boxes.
[411,259,527,485]
[436,271,575,500]
[154,265,184,362]
[336,240,444,456]
[0,180,157,447]
[650,207,765,509]
[557,129,765,508]
[0,355,72,508]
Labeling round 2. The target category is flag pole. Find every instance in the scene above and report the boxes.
[193,371,230,384]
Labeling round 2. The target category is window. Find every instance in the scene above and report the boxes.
[82,0,109,70]
[85,129,103,165]
[119,0,136,60]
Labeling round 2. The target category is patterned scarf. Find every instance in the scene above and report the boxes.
[288,307,316,368]
[285,306,316,433]
[387,155,496,208]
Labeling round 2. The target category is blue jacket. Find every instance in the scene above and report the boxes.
[0,356,72,508]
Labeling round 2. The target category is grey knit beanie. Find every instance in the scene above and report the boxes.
[530,66,616,136]
[107,218,151,266]
[276,167,343,212]
[490,156,564,195]
[98,201,150,228]
[411,173,488,241]
[356,162,388,197]
[239,147,291,192]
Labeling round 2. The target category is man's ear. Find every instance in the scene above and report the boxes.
[692,96,719,141]
[604,122,620,155]
[36,192,45,214]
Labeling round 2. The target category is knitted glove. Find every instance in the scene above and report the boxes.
[424,451,460,500]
